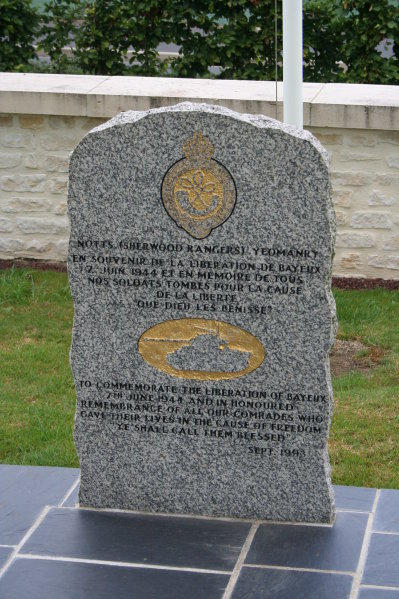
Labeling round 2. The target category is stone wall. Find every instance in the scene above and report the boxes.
[312,127,399,278]
[0,114,101,261]
[0,74,398,279]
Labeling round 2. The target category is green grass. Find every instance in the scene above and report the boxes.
[330,289,399,488]
[1,269,398,488]
[0,268,78,467]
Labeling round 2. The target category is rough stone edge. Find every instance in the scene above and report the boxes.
[82,102,330,169]
[323,166,337,523]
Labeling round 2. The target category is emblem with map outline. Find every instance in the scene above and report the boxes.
[138,318,265,381]
[161,132,236,239]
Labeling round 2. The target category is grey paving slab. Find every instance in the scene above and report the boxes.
[0,557,228,599]
[0,466,79,544]
[1,467,399,599]
[231,566,353,599]
[374,489,399,533]
[61,482,79,507]
[334,485,376,512]
[362,534,399,587]
[0,546,13,569]
[245,512,368,572]
[21,507,250,571]
[359,589,399,599]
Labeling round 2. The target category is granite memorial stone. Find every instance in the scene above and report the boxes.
[68,103,337,523]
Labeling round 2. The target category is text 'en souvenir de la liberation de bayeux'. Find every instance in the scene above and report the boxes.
[68,103,337,524]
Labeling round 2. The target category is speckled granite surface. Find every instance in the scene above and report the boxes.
[68,103,336,523]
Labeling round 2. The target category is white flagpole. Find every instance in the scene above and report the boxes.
[283,0,303,129]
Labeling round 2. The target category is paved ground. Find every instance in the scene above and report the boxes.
[0,465,398,598]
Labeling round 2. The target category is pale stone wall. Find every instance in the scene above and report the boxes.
[0,114,105,261]
[0,74,398,279]
[310,127,399,279]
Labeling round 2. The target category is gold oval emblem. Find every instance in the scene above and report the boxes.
[161,132,236,239]
[138,318,265,380]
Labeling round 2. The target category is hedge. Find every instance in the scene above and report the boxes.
[0,0,398,84]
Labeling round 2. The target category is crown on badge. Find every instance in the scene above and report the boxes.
[182,132,214,165]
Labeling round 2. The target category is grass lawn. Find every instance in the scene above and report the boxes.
[330,288,399,488]
[0,268,78,467]
[1,268,398,488]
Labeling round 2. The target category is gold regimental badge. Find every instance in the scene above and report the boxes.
[138,318,265,381]
[161,132,236,239]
